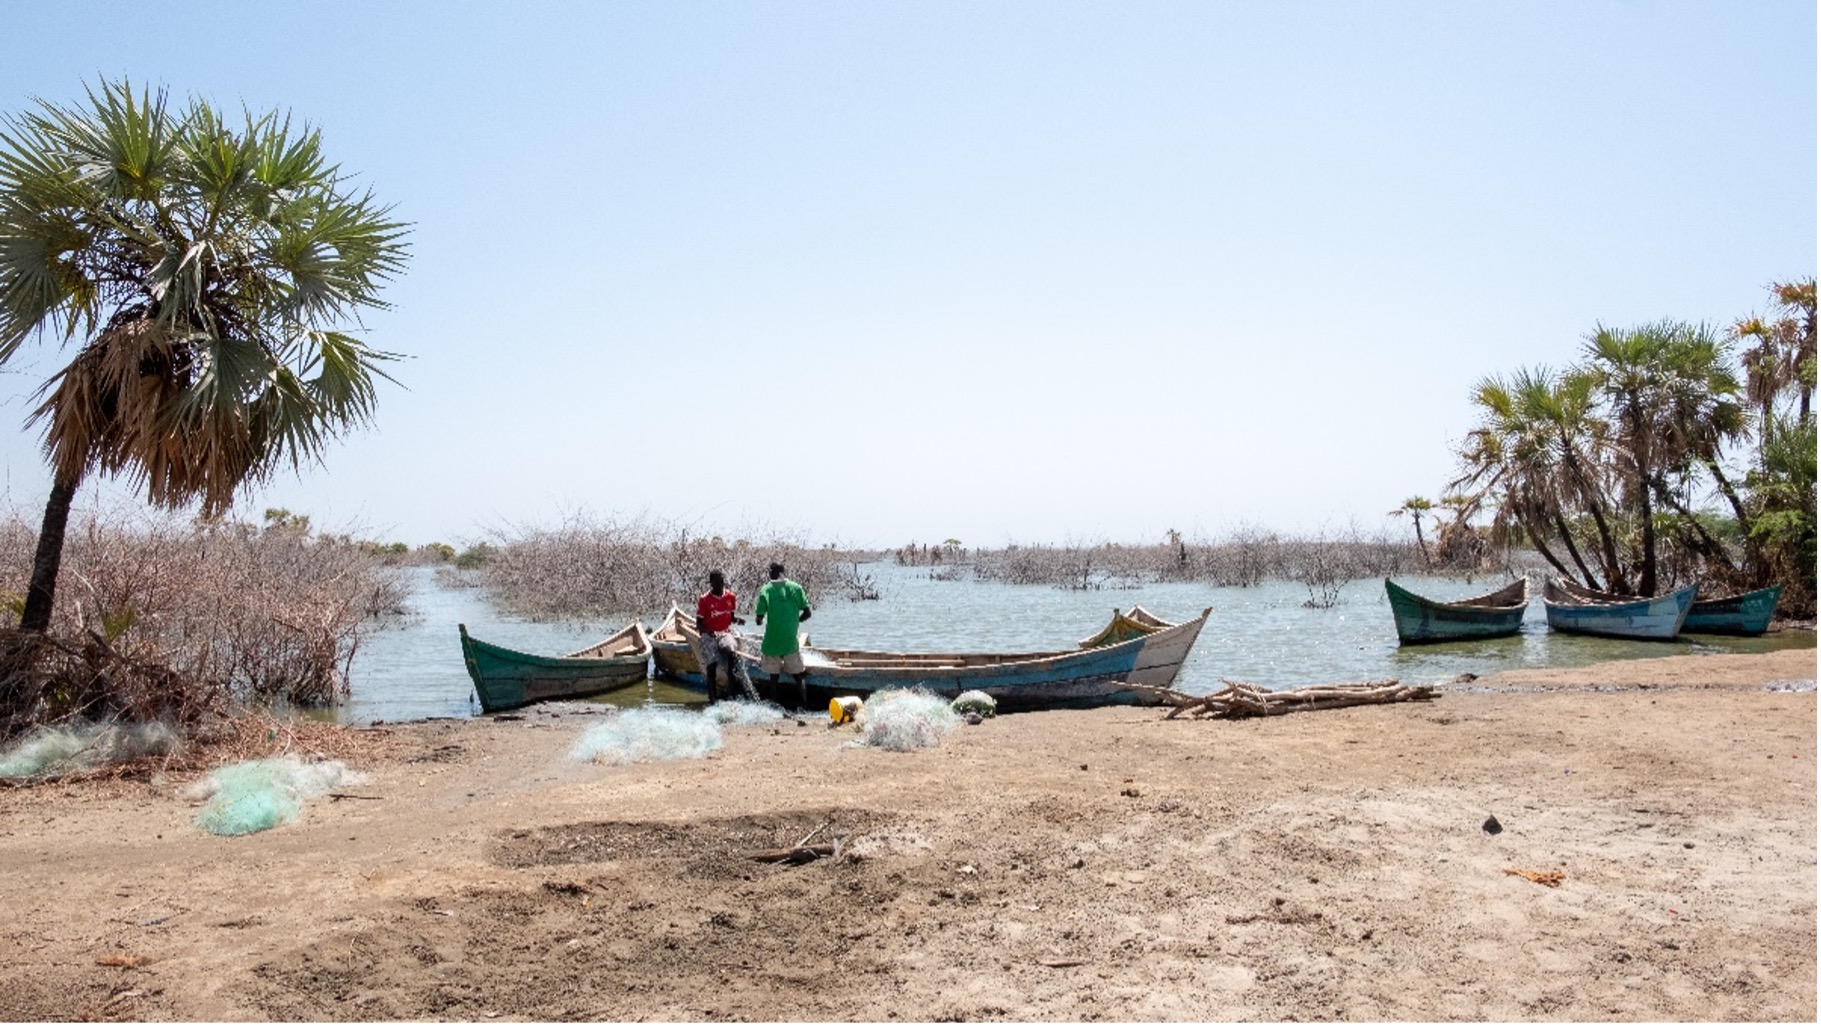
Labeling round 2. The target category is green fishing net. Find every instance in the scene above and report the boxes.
[192,756,359,836]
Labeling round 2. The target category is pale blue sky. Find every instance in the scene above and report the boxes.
[1,1,1814,548]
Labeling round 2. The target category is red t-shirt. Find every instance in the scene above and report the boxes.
[697,590,737,633]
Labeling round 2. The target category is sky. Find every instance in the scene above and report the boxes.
[0,1,1814,549]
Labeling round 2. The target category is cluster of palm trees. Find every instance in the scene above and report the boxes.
[0,80,409,637]
[1448,282,1816,614]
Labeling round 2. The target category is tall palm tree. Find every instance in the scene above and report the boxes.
[1733,277,1817,429]
[1389,496,1433,568]
[0,81,408,631]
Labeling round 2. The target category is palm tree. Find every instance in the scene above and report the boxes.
[1451,366,1625,591]
[1733,277,1817,429]
[1389,496,1433,568]
[0,81,408,632]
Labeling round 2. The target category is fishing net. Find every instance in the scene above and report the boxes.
[852,688,961,751]
[950,690,997,717]
[571,707,723,765]
[189,756,363,836]
[0,721,181,779]
[704,699,786,727]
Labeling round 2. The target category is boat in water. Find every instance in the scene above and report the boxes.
[1548,577,1782,637]
[1383,577,1529,644]
[1682,585,1784,636]
[458,622,652,713]
[1540,579,1696,640]
[701,605,1211,713]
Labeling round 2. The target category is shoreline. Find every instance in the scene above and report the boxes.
[0,648,1814,1021]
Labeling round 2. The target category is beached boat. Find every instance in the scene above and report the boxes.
[651,604,707,686]
[1683,585,1784,636]
[1540,579,1696,640]
[1384,578,1529,644]
[724,606,1212,713]
[458,622,652,713]
[650,603,782,691]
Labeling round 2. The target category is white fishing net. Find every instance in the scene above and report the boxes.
[851,688,961,751]
[0,721,181,779]
[571,707,723,764]
[703,699,787,726]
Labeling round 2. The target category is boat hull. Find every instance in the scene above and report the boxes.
[734,608,1211,713]
[1385,578,1527,644]
[1683,585,1783,636]
[1541,583,1696,640]
[459,624,650,713]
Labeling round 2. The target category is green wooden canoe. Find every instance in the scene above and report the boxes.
[458,621,652,713]
[1385,578,1529,644]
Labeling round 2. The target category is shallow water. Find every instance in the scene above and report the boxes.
[342,564,1816,724]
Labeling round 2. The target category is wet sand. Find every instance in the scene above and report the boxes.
[0,647,1814,1021]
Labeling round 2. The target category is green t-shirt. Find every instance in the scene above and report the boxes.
[754,578,810,656]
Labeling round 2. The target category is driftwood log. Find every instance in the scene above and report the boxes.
[1131,678,1435,719]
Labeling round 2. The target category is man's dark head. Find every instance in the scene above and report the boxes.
[708,569,725,590]
[768,562,784,580]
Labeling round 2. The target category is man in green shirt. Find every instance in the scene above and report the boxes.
[753,561,812,709]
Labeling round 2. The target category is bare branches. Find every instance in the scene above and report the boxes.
[0,506,403,736]
[1132,679,1435,719]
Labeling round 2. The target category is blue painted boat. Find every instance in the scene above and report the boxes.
[1384,577,1528,644]
[1683,585,1784,636]
[1541,579,1696,640]
[658,605,1210,712]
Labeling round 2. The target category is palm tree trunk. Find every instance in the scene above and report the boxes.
[1546,508,1601,589]
[19,472,81,632]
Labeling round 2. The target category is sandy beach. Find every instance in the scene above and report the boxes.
[0,646,1813,1022]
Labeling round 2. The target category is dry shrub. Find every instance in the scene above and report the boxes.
[0,507,406,739]
[475,513,840,620]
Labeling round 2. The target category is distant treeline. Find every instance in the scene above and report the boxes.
[899,526,1501,608]
[461,515,846,621]
[466,519,1511,618]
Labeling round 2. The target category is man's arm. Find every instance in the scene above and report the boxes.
[754,587,768,627]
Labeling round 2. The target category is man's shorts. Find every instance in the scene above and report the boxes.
[694,632,741,673]
[759,651,805,676]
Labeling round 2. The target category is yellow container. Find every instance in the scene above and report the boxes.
[829,696,863,725]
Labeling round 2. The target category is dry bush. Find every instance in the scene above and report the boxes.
[0,507,406,738]
[476,514,841,620]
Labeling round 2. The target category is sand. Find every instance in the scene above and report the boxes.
[0,647,1814,1022]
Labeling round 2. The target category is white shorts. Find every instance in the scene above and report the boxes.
[759,651,805,676]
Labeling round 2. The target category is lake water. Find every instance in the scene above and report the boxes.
[343,563,1817,724]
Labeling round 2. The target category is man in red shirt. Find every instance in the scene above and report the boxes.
[695,569,748,701]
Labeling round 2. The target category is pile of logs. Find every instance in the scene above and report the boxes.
[1132,678,1435,719]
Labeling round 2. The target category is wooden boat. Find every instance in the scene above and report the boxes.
[729,606,1213,713]
[1549,577,1782,636]
[1383,578,1528,644]
[458,622,652,713]
[1540,579,1696,640]
[1683,585,1784,636]
[650,604,707,686]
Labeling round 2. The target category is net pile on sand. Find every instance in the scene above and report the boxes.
[0,721,181,780]
[571,707,723,764]
[186,756,363,836]
[852,688,961,751]
[704,699,786,726]
[949,690,997,717]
